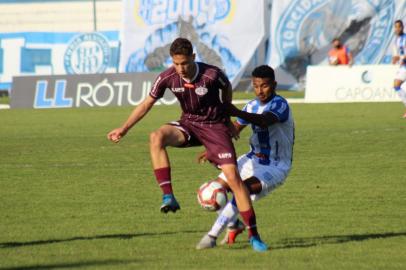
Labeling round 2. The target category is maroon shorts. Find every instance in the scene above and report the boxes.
[168,120,237,166]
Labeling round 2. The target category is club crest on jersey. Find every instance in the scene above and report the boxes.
[195,86,208,96]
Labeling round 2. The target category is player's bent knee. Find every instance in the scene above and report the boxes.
[149,130,164,148]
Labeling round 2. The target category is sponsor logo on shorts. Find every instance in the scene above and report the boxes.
[195,87,208,96]
[218,152,232,159]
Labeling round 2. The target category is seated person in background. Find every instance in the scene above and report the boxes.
[328,38,353,66]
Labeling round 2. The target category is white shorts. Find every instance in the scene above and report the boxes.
[218,155,289,202]
[395,66,406,81]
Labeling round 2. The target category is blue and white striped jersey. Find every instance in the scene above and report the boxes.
[393,33,406,66]
[237,95,294,172]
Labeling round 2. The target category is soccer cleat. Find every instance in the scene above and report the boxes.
[160,194,180,213]
[196,234,217,250]
[249,235,269,252]
[220,219,245,245]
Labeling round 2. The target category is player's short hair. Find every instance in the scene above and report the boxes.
[170,38,193,56]
[252,65,275,81]
[395,20,404,26]
[332,37,340,43]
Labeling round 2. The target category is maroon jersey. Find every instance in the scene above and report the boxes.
[149,62,231,124]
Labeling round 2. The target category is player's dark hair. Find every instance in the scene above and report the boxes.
[395,20,404,26]
[170,38,193,56]
[251,65,275,81]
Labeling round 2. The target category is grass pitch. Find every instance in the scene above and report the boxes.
[0,102,405,270]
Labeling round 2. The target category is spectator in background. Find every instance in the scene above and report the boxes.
[328,38,353,66]
[392,19,406,118]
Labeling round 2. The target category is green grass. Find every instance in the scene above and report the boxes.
[1,102,405,269]
[0,96,9,105]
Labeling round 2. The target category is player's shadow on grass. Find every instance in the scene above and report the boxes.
[0,230,204,249]
[273,231,406,250]
[0,259,139,270]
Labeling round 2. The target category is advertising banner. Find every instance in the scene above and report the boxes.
[305,65,399,103]
[0,0,122,91]
[120,0,266,88]
[11,73,176,109]
[268,0,406,90]
[0,32,119,91]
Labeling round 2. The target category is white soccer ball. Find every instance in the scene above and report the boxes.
[197,181,228,211]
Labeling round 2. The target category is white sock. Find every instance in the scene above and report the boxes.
[208,201,238,238]
[398,82,406,107]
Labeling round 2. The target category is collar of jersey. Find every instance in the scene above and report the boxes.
[182,63,199,83]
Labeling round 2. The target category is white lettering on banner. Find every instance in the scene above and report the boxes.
[76,80,138,107]
[77,83,93,107]
[122,0,266,89]
[280,0,326,52]
[114,81,132,106]
[139,0,226,25]
[128,81,148,106]
[75,80,177,107]
[305,65,400,103]
[335,87,396,101]
[93,79,115,107]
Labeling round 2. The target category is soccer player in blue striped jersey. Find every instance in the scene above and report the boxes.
[196,65,294,251]
[392,20,406,118]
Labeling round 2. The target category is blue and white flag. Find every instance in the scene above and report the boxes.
[120,0,266,88]
[268,0,406,89]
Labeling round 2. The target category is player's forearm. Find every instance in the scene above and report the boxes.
[233,110,275,128]
[121,98,154,132]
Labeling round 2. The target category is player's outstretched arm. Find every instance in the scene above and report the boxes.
[107,95,157,143]
[225,103,278,128]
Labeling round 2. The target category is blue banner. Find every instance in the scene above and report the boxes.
[120,0,266,88]
[268,0,406,90]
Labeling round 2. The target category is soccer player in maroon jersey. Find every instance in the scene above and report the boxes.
[107,37,267,251]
